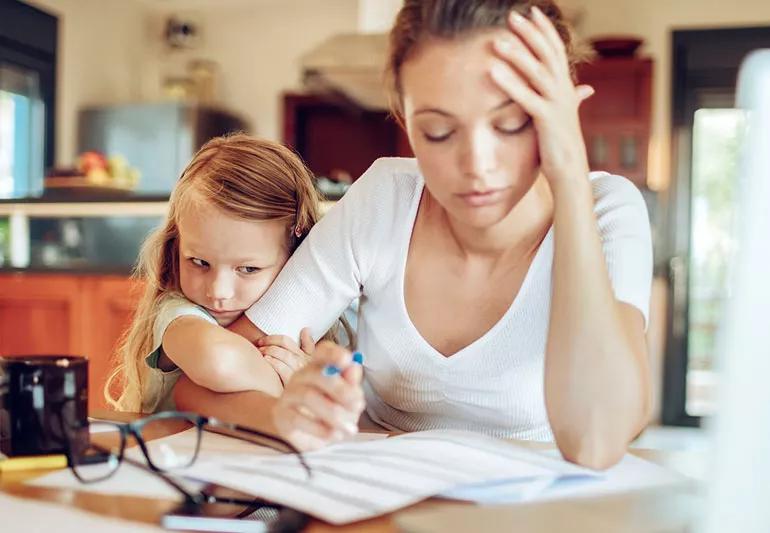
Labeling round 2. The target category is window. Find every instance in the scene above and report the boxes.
[664,27,770,426]
[0,1,57,199]
[0,63,45,197]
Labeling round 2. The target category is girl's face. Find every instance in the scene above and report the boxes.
[401,30,540,228]
[177,202,290,326]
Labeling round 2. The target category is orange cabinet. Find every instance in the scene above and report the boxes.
[0,273,142,410]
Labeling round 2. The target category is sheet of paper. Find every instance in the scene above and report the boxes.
[181,429,597,525]
[29,428,387,499]
[439,449,690,504]
[0,491,165,533]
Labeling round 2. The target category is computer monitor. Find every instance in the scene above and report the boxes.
[704,49,770,533]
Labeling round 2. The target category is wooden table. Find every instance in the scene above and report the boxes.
[0,411,703,532]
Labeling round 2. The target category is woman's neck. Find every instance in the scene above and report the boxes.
[435,175,554,260]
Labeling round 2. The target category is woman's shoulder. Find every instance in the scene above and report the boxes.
[587,171,649,222]
[349,157,422,196]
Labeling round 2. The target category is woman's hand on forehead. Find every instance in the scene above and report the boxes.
[488,5,593,185]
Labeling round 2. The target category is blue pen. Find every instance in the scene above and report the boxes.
[322,351,364,376]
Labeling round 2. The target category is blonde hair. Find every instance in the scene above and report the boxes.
[105,134,326,411]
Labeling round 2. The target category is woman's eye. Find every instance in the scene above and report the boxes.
[237,266,262,274]
[190,258,209,268]
[496,117,532,135]
[423,130,455,143]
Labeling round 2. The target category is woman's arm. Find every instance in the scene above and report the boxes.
[491,7,650,468]
[546,179,651,470]
[163,316,283,397]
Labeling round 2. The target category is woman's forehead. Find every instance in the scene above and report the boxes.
[400,29,514,115]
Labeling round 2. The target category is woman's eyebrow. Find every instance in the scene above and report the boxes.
[413,107,454,117]
[412,99,517,118]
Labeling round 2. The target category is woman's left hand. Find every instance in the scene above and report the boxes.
[257,327,315,386]
[489,6,593,185]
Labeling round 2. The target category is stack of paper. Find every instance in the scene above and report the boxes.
[28,428,688,526]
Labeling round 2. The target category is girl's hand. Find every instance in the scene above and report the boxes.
[257,327,315,386]
[271,341,365,451]
[489,6,594,185]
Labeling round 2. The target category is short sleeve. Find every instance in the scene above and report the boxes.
[246,158,399,342]
[144,295,217,371]
[590,173,654,328]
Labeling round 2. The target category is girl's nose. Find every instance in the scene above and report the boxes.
[206,270,235,302]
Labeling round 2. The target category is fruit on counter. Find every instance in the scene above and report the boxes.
[47,151,141,189]
[77,151,109,175]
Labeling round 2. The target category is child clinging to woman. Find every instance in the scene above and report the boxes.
[105,134,327,413]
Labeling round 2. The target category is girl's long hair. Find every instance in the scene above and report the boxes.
[104,134,348,411]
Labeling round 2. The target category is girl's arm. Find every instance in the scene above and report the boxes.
[491,8,651,469]
[162,316,283,397]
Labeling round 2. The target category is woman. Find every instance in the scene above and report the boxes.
[175,0,652,469]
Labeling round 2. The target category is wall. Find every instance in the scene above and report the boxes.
[144,0,359,141]
[24,0,149,166]
[561,0,770,190]
[24,0,360,164]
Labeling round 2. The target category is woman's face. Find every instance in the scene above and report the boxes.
[401,30,540,228]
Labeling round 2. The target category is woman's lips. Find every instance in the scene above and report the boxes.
[456,186,510,207]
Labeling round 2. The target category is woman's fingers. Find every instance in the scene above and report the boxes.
[489,59,545,119]
[493,35,553,98]
[507,8,562,76]
[284,387,359,435]
[576,84,595,104]
[530,6,568,64]
[300,327,315,355]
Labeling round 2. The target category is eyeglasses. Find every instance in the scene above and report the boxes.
[59,411,311,514]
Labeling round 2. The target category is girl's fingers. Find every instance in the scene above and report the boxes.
[508,9,561,75]
[265,355,294,386]
[530,6,568,64]
[489,59,546,119]
[257,334,301,352]
[493,35,553,98]
[300,327,315,355]
[261,345,307,369]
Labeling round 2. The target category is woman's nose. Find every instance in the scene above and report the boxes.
[458,130,497,179]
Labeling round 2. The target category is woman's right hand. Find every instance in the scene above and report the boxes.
[272,341,365,451]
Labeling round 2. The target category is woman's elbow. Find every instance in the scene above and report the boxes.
[555,427,630,470]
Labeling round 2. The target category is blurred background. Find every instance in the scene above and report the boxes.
[0,0,768,447]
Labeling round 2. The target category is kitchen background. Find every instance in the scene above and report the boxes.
[1,0,769,447]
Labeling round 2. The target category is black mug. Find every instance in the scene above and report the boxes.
[0,355,89,457]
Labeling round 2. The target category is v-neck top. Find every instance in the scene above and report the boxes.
[246,158,652,441]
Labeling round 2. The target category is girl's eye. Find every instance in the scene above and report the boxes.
[237,266,262,274]
[423,130,455,143]
[496,117,532,135]
[190,258,209,268]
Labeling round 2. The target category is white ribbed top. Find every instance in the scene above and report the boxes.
[246,158,652,441]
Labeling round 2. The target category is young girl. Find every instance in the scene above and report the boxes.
[105,134,323,413]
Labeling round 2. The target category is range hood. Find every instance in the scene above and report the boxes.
[300,32,390,111]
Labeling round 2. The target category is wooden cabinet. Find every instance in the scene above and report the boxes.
[0,273,142,410]
[282,92,412,184]
[577,57,653,188]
